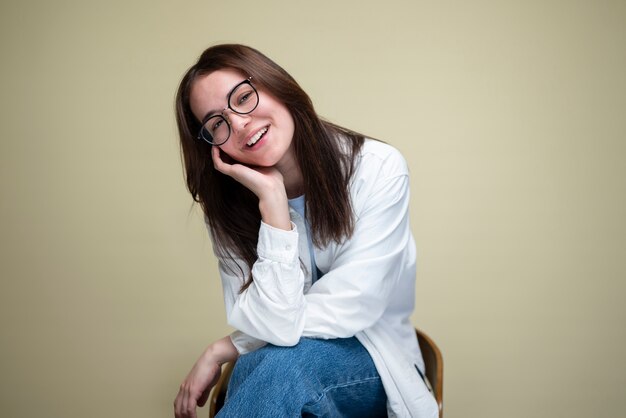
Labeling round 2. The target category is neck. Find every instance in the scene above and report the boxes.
[276,146,304,199]
[282,167,304,199]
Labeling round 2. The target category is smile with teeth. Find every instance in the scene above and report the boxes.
[246,126,268,147]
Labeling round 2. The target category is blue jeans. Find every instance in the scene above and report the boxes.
[216,337,387,417]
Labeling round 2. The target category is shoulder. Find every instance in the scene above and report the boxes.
[347,139,410,211]
[355,138,409,180]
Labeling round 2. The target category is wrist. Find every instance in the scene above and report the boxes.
[202,337,238,366]
[258,193,291,231]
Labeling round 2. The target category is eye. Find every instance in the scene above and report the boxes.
[238,92,252,105]
[212,119,223,130]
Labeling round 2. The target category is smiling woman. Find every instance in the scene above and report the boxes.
[173,44,438,418]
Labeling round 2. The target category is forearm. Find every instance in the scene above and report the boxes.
[229,263,306,346]
[202,335,239,366]
[220,221,306,347]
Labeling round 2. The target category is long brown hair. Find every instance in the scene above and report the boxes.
[175,44,364,290]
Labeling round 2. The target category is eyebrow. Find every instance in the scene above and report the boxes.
[200,80,242,123]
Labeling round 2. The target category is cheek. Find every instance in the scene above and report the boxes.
[216,144,240,162]
[277,108,295,137]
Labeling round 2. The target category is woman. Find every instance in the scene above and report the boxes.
[173,44,437,418]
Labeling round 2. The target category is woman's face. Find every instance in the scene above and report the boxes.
[189,69,295,170]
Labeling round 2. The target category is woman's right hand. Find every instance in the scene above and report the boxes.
[174,336,239,418]
[212,146,291,231]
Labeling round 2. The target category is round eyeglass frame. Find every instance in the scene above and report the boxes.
[196,77,259,146]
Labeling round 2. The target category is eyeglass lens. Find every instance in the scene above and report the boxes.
[199,81,259,145]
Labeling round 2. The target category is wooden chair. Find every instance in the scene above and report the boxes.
[416,328,444,417]
[208,328,443,417]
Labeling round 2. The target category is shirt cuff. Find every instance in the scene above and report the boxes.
[256,220,299,264]
[230,330,267,355]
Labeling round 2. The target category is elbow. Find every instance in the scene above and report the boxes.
[266,331,301,347]
[232,321,303,347]
[228,307,305,348]
[258,316,304,346]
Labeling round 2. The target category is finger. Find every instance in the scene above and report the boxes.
[211,146,227,173]
[181,386,190,418]
[184,389,198,418]
[174,386,183,418]
[212,146,250,184]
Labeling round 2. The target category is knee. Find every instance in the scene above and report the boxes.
[262,338,310,366]
[240,338,323,380]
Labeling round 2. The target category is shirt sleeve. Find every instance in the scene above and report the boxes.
[218,221,307,350]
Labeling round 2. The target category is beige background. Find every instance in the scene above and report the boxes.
[1,1,625,417]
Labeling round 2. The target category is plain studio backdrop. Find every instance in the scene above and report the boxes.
[1,1,624,417]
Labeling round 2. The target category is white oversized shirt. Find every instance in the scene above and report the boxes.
[216,139,438,417]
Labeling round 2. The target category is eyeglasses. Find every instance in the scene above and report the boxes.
[197,77,259,145]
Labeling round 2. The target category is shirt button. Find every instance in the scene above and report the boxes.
[286,244,292,251]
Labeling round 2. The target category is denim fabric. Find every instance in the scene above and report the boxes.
[216,337,387,418]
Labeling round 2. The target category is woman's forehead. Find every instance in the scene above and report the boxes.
[189,69,246,120]
[194,69,246,96]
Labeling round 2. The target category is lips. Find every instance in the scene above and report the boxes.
[246,126,268,147]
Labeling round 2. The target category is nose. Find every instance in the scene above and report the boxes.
[225,111,251,134]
